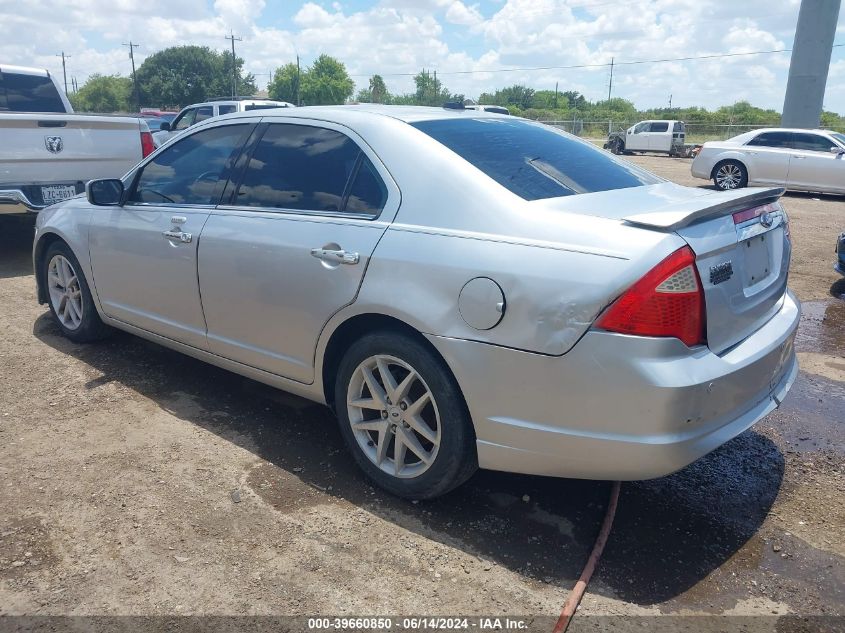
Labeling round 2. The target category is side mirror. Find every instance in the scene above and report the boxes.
[160,121,171,132]
[830,146,844,155]
[87,179,125,206]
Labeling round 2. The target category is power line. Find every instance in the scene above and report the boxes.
[349,43,845,78]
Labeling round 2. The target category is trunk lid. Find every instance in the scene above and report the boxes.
[539,183,790,354]
[624,187,789,354]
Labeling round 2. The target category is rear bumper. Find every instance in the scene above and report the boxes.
[0,182,84,214]
[428,289,800,480]
[690,156,713,180]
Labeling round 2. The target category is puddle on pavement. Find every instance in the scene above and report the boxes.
[795,299,845,357]
[764,372,845,455]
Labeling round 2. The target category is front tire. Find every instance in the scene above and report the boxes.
[41,241,110,343]
[334,331,477,499]
[611,138,624,155]
[713,160,748,190]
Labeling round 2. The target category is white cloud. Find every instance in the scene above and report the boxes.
[0,0,842,112]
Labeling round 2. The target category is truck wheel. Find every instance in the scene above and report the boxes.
[713,160,748,190]
[611,139,624,155]
[41,241,110,343]
[334,331,477,499]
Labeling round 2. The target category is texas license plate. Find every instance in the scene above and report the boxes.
[41,184,77,205]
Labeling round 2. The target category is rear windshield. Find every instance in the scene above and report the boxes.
[0,72,65,112]
[411,118,660,200]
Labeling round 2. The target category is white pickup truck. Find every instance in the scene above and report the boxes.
[0,64,154,215]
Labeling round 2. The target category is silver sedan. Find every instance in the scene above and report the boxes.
[692,127,845,194]
[34,106,800,499]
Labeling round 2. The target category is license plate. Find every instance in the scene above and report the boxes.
[743,232,772,286]
[41,184,77,205]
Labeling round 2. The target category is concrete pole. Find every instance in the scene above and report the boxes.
[781,0,841,128]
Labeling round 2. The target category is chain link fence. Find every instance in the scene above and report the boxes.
[535,119,845,144]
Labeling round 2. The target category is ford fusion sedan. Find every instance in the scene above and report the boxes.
[33,106,799,499]
[692,128,845,194]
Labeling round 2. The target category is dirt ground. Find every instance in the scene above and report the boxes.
[0,155,843,630]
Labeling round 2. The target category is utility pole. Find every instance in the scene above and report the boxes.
[668,94,673,109]
[296,55,301,105]
[55,52,71,95]
[782,0,841,128]
[123,41,140,111]
[433,69,438,104]
[225,31,242,98]
[554,81,558,109]
[607,57,614,103]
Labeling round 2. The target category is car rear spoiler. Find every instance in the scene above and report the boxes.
[623,187,785,231]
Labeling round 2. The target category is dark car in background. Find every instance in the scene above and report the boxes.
[837,233,845,275]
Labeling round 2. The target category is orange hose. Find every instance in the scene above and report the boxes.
[552,481,621,633]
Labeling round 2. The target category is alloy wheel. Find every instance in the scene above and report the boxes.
[715,164,742,189]
[346,354,441,479]
[47,254,84,330]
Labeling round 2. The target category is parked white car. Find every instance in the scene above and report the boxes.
[152,97,295,147]
[605,120,686,156]
[692,128,845,193]
[0,64,154,214]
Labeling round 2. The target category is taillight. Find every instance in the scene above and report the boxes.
[596,246,706,347]
[140,131,155,158]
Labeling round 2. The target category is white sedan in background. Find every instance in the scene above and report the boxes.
[692,128,845,194]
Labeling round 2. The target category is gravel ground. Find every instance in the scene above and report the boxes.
[0,154,842,631]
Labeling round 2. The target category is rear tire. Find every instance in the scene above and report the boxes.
[41,241,110,343]
[334,331,477,499]
[713,160,748,190]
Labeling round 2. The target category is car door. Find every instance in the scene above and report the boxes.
[787,132,845,193]
[647,121,670,151]
[197,120,400,383]
[626,121,650,151]
[88,121,255,348]
[741,131,792,185]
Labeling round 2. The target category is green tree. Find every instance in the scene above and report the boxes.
[136,45,255,108]
[355,74,391,104]
[268,63,301,104]
[300,54,354,105]
[69,74,132,113]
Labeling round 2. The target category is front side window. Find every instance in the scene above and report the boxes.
[0,72,65,112]
[747,131,792,148]
[649,122,669,133]
[129,124,249,205]
[234,123,387,214]
[633,122,649,133]
[792,133,837,152]
[173,108,196,131]
[412,118,661,200]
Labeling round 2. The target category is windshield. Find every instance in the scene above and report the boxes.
[411,118,661,200]
[831,132,845,147]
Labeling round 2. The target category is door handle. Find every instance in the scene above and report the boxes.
[310,248,359,265]
[163,229,192,243]
[791,155,805,160]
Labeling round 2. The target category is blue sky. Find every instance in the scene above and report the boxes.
[2,0,844,113]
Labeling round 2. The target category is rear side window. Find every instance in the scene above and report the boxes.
[234,123,386,214]
[747,132,792,148]
[673,122,685,133]
[412,118,660,200]
[649,122,669,132]
[195,106,214,123]
[217,104,237,115]
[0,72,65,112]
[792,133,836,152]
[129,124,249,205]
